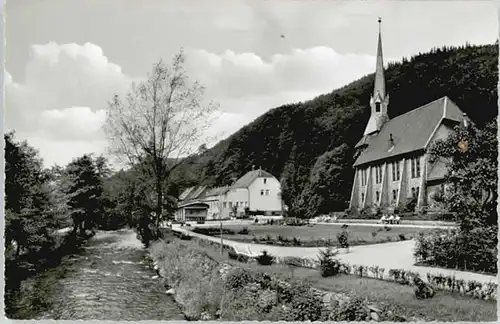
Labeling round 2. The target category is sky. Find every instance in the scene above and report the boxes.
[4,0,499,168]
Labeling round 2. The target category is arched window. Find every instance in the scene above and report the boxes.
[375,102,381,112]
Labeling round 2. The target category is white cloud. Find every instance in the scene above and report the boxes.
[7,41,387,167]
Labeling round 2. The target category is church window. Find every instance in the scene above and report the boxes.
[263,178,267,184]
[376,191,380,202]
[416,187,420,198]
[361,193,365,202]
[411,187,416,198]
[361,169,367,186]
[261,190,264,196]
[375,165,383,184]
[392,189,398,201]
[375,102,381,112]
[223,202,227,208]
[411,157,421,178]
[392,161,400,181]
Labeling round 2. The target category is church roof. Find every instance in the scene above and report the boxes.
[231,169,274,189]
[353,96,464,167]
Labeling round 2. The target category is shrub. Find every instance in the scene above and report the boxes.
[254,218,258,224]
[292,237,301,246]
[398,234,406,241]
[256,250,275,266]
[238,227,249,235]
[318,247,341,277]
[225,267,253,290]
[327,296,370,321]
[414,227,497,274]
[337,229,349,249]
[413,276,435,299]
[371,231,378,237]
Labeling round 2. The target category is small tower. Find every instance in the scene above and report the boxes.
[363,17,390,136]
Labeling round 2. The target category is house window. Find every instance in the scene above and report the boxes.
[265,190,270,196]
[223,202,227,208]
[261,190,264,196]
[376,191,380,202]
[229,202,233,208]
[411,157,421,178]
[240,201,243,206]
[263,178,267,184]
[375,102,381,112]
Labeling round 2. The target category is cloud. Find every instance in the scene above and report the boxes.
[186,47,381,103]
[7,41,387,167]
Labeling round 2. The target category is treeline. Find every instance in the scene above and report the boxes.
[171,43,498,217]
[4,132,130,316]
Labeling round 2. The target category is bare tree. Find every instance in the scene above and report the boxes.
[103,50,219,228]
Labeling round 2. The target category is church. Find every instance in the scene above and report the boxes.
[349,19,468,213]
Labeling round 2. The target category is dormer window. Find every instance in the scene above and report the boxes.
[375,102,381,112]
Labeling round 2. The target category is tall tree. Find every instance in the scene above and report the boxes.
[428,120,497,229]
[63,154,104,236]
[103,50,219,228]
[4,132,61,258]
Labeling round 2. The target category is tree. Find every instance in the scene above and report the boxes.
[428,120,497,229]
[300,144,352,217]
[4,132,64,258]
[63,154,104,236]
[103,50,219,230]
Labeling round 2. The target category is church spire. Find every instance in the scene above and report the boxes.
[362,17,390,137]
[374,17,386,99]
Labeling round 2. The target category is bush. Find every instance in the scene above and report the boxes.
[256,250,275,266]
[327,296,370,321]
[238,227,249,235]
[414,227,497,274]
[398,234,406,241]
[318,247,341,277]
[225,267,253,290]
[337,229,349,249]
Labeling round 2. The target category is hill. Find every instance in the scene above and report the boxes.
[171,43,498,216]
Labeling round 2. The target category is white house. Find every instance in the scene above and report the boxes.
[175,167,283,221]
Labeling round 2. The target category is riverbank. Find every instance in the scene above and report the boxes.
[7,229,185,320]
[149,231,497,321]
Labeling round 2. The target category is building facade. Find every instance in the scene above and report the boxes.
[175,168,283,221]
[349,19,467,213]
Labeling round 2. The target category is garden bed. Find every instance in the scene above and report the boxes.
[191,224,435,247]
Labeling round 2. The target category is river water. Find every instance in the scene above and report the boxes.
[32,229,185,320]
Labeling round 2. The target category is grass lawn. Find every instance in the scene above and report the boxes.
[162,230,496,322]
[193,224,436,246]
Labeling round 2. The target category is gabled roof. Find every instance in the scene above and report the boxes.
[181,185,208,201]
[204,186,230,197]
[179,187,195,200]
[231,169,275,189]
[353,96,464,167]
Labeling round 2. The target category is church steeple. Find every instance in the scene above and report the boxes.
[363,17,390,136]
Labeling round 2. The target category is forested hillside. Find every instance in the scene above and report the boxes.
[171,43,498,216]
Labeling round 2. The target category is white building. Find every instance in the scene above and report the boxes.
[175,168,283,221]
